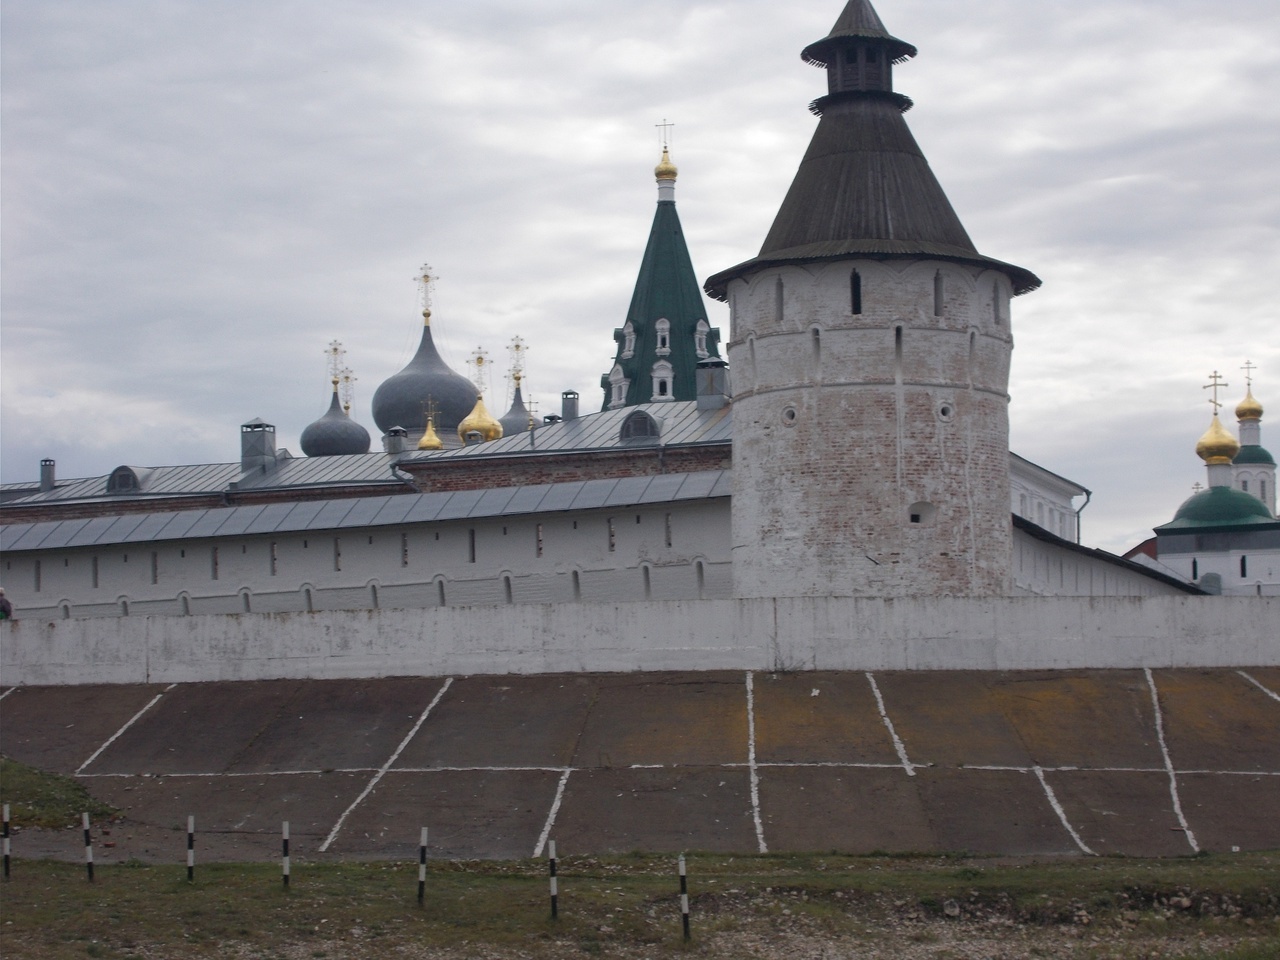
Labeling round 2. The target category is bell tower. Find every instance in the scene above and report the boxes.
[705,0,1040,598]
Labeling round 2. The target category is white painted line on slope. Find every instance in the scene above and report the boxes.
[1238,670,1280,703]
[750,761,913,770]
[389,773,570,778]
[866,672,915,776]
[0,687,17,702]
[532,768,573,859]
[319,677,453,853]
[1145,668,1199,853]
[76,685,175,775]
[746,671,768,853]
[1034,766,1095,856]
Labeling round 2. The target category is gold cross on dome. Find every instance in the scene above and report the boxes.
[1202,370,1229,413]
[1241,359,1256,388]
[655,118,674,149]
[414,264,436,315]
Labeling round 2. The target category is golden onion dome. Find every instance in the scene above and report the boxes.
[417,415,444,451]
[1236,387,1263,422]
[1195,414,1240,465]
[654,147,678,181]
[457,395,503,443]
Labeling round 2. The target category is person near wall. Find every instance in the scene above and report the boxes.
[0,588,12,620]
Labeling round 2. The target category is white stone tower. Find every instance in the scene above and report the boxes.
[705,0,1040,598]
[1232,363,1275,514]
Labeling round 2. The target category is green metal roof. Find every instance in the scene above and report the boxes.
[1155,485,1275,532]
[1234,444,1276,466]
[602,198,721,408]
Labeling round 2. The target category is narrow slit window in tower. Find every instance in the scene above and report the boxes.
[894,326,904,381]
[851,270,862,314]
[468,529,476,563]
[933,271,944,317]
[333,538,342,572]
[774,276,784,325]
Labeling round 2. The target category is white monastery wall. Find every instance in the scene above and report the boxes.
[2,595,1273,687]
[3,500,733,621]
[1011,528,1189,597]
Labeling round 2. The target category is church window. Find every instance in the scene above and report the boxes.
[435,580,445,607]
[621,322,636,359]
[650,360,674,401]
[572,570,582,600]
[271,542,279,575]
[695,319,710,358]
[608,364,629,409]
[468,529,476,563]
[851,270,862,314]
[993,283,1003,324]
[33,560,41,593]
[1262,480,1268,501]
[1019,494,1028,516]
[333,538,342,572]
[655,318,671,356]
[1241,480,1249,492]
[503,576,513,604]
[643,565,652,599]
[811,326,822,366]
[211,547,219,581]
[775,276,784,325]
[1241,556,1248,577]
[933,271,944,317]
[1192,559,1198,579]
[893,326,903,381]
[696,560,706,599]
[371,583,380,608]
[242,591,252,613]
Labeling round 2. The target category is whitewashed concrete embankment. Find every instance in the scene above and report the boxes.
[2,596,1276,686]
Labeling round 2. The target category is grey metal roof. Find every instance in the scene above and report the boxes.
[0,470,731,553]
[2,453,401,509]
[399,401,730,466]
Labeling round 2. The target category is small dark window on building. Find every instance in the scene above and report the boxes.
[851,270,862,314]
[468,529,476,563]
[607,518,616,552]
[536,523,544,558]
[333,538,342,572]
[910,513,922,524]
[1241,556,1248,577]
[34,560,42,593]
[1192,559,1199,579]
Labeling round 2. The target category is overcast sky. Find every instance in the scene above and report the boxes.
[3,0,1278,553]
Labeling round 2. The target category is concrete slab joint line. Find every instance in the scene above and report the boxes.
[76,684,176,775]
[533,769,572,859]
[866,672,916,776]
[745,671,767,853]
[1033,766,1095,856]
[1238,670,1280,703]
[1144,668,1199,853]
[319,677,454,853]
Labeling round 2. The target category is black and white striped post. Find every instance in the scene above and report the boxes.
[678,854,690,941]
[548,840,559,920]
[281,821,290,888]
[186,816,195,882]
[417,827,428,906]
[83,813,94,883]
[3,803,10,880]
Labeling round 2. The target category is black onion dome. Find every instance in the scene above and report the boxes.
[300,390,372,457]
[499,384,532,436]
[371,322,476,435]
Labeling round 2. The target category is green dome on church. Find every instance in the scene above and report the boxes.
[1233,444,1276,466]
[1156,485,1273,531]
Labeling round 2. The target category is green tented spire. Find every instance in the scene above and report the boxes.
[601,149,721,409]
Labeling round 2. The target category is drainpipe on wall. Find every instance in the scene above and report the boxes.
[1075,489,1092,544]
